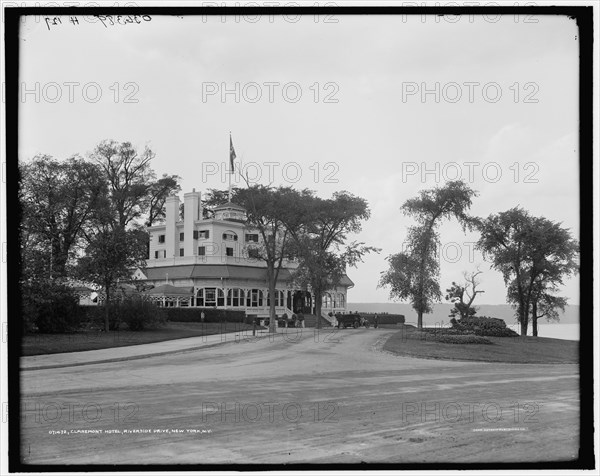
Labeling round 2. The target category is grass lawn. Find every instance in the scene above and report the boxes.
[383,325,579,364]
[21,322,256,356]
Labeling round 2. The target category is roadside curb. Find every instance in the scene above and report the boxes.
[21,332,274,371]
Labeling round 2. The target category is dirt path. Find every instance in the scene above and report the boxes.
[20,328,579,464]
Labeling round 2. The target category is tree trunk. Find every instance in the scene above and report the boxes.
[267,264,277,334]
[268,276,277,334]
[532,301,538,337]
[314,290,322,330]
[104,285,110,332]
[417,310,423,329]
[520,318,528,336]
[519,304,528,336]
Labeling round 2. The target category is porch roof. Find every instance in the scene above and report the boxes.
[142,284,194,296]
[141,265,354,287]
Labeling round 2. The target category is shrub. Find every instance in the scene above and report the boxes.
[450,316,519,337]
[23,282,80,334]
[160,307,246,323]
[121,298,166,331]
[79,298,166,331]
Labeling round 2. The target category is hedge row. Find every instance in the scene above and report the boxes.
[160,307,247,323]
[352,313,405,325]
[411,331,493,345]
[78,300,166,331]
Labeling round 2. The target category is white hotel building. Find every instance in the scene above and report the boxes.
[132,189,353,322]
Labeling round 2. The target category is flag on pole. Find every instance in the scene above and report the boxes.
[229,134,237,173]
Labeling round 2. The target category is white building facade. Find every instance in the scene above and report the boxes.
[134,189,353,322]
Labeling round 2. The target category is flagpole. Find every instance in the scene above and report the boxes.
[228,131,232,203]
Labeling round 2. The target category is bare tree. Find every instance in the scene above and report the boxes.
[445,268,485,319]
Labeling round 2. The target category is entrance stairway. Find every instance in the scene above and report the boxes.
[302,313,333,328]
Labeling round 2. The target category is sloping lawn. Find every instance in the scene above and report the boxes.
[22,322,256,356]
[383,326,578,364]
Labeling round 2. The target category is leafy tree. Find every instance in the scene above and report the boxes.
[76,226,148,331]
[235,185,299,333]
[379,230,440,326]
[445,269,485,319]
[20,155,106,277]
[477,207,579,336]
[380,181,478,329]
[199,187,241,219]
[145,174,182,226]
[531,291,568,337]
[91,140,180,228]
[285,191,377,328]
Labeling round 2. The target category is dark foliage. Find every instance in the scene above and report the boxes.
[450,315,519,337]
[23,282,80,333]
[359,313,405,325]
[411,330,493,345]
[161,307,246,323]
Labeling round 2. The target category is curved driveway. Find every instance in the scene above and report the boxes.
[20,328,579,464]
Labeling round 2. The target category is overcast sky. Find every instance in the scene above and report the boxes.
[18,11,580,304]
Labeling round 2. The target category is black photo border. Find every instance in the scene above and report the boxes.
[4,4,595,472]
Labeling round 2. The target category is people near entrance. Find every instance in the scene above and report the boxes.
[335,312,342,327]
[298,313,305,328]
[200,311,205,323]
[374,314,379,328]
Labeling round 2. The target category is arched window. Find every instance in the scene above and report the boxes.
[246,289,264,308]
[227,288,244,307]
[266,290,284,307]
[322,292,332,309]
[197,288,225,307]
[339,293,345,308]
[222,231,238,241]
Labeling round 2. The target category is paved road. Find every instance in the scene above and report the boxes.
[20,328,579,464]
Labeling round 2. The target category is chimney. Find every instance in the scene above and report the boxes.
[184,189,201,257]
[165,195,180,259]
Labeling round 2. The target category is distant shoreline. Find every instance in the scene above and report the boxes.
[347,303,580,326]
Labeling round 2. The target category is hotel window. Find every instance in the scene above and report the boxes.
[322,292,332,308]
[227,288,244,307]
[180,232,184,241]
[179,248,184,257]
[154,250,159,259]
[199,288,225,307]
[246,289,263,308]
[245,233,259,243]
[339,293,345,308]
[204,288,216,306]
[226,247,234,257]
[223,232,238,241]
[198,246,206,256]
[197,230,209,239]
[158,234,165,243]
[266,290,284,307]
